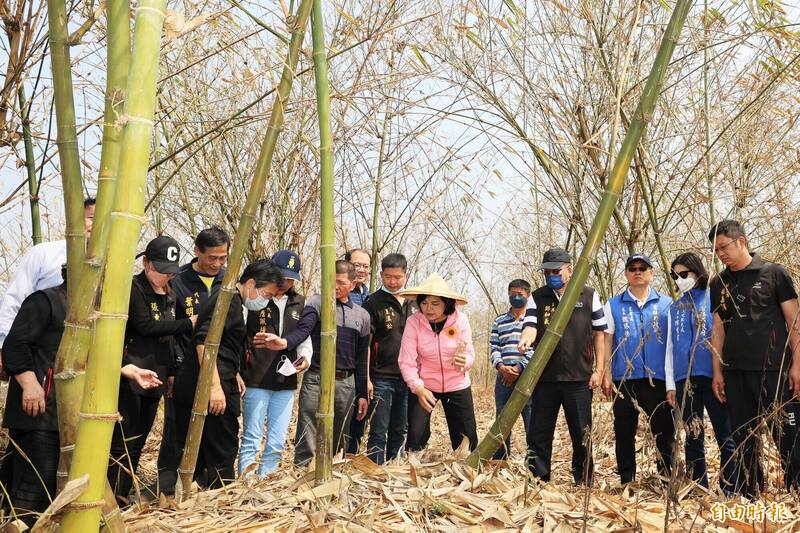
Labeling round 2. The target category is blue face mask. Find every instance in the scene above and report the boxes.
[509,294,527,309]
[244,293,271,311]
[546,274,564,290]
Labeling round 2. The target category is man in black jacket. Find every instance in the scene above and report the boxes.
[0,266,66,523]
[109,236,194,504]
[363,253,414,464]
[155,227,229,495]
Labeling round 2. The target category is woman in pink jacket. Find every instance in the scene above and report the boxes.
[398,274,478,452]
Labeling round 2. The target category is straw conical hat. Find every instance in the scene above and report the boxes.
[397,274,468,305]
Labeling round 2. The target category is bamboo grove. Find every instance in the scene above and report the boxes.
[0,0,799,530]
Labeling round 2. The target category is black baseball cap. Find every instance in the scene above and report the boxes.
[138,236,181,274]
[625,253,653,268]
[271,249,302,281]
[539,248,571,270]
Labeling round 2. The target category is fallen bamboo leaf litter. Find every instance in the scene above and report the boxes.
[118,389,800,531]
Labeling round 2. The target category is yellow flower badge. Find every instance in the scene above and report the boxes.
[444,326,458,339]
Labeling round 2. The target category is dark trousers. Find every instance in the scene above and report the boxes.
[724,369,800,498]
[407,386,478,452]
[156,394,180,494]
[366,376,408,464]
[346,397,374,454]
[675,376,737,494]
[108,386,160,504]
[613,378,674,483]
[526,381,593,484]
[294,370,355,467]
[0,429,59,525]
[173,383,240,489]
[493,375,533,460]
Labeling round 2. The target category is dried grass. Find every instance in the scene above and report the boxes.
[120,387,800,532]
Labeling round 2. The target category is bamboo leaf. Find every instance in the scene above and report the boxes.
[466,30,484,50]
[411,45,431,71]
[491,16,509,29]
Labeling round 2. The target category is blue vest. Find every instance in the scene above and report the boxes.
[609,288,671,381]
[669,288,713,383]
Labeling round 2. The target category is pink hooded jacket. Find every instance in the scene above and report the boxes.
[398,309,475,394]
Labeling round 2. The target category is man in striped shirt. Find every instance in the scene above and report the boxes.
[517,248,607,485]
[489,279,534,459]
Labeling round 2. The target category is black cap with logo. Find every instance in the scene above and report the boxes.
[539,248,572,270]
[138,236,181,274]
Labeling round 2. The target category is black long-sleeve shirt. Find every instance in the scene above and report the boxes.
[123,272,192,397]
[2,284,66,431]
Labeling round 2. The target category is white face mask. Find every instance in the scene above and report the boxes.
[675,274,697,294]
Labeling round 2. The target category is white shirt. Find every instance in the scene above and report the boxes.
[272,294,312,363]
[0,240,66,347]
[603,288,648,335]
[664,313,675,391]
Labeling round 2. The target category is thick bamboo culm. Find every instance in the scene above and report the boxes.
[50,2,131,529]
[176,0,314,497]
[46,0,84,302]
[310,0,337,485]
[465,0,695,468]
[60,0,168,530]
[53,0,130,493]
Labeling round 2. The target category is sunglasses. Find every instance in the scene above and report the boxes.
[670,270,692,280]
[626,266,650,273]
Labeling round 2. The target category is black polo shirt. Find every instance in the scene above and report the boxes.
[710,254,797,371]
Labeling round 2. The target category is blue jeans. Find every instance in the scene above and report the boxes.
[366,377,408,464]
[675,376,737,494]
[239,387,295,476]
[494,374,533,459]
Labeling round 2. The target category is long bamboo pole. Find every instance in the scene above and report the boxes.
[46,0,85,300]
[60,1,167,529]
[465,0,694,468]
[368,97,393,293]
[311,0,336,484]
[176,0,313,497]
[54,0,131,497]
[17,85,41,245]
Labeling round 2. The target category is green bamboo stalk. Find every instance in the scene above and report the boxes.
[368,99,392,293]
[633,155,677,299]
[60,0,167,529]
[465,0,694,468]
[311,0,336,484]
[17,85,41,245]
[176,0,313,497]
[53,0,130,496]
[47,0,85,300]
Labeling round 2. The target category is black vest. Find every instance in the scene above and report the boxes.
[532,285,595,382]
[242,292,305,391]
[2,285,67,431]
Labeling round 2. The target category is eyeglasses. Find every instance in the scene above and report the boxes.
[626,266,650,273]
[670,270,692,280]
[352,263,370,270]
[713,239,738,254]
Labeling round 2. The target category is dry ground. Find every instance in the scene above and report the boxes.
[118,385,800,532]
